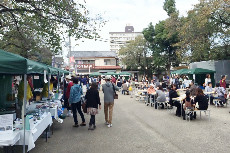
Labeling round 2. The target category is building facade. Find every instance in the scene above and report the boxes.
[109,25,142,54]
[70,51,121,75]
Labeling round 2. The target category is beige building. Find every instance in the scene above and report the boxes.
[109,25,142,54]
[70,51,121,75]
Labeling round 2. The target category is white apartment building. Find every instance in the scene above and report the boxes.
[109,25,142,54]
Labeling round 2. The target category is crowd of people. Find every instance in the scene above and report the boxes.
[62,75,119,130]
[110,74,229,120]
[61,73,229,129]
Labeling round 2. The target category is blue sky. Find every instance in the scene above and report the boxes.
[62,0,199,61]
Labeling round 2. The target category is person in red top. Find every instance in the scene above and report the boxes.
[111,76,116,84]
[66,76,74,116]
[220,75,227,89]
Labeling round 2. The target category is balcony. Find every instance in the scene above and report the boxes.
[76,64,95,69]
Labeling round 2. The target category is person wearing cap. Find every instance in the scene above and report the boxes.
[65,75,74,116]
[63,75,72,116]
[102,75,119,128]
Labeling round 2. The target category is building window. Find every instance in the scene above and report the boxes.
[104,59,111,65]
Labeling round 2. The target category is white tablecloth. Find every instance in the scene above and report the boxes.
[0,131,20,146]
[28,102,59,119]
[16,112,52,152]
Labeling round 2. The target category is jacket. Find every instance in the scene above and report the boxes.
[122,83,128,90]
[69,84,83,104]
[85,88,101,108]
[194,95,208,110]
[169,90,179,104]
[102,81,119,103]
[190,85,197,96]
[220,79,226,89]
[66,81,73,99]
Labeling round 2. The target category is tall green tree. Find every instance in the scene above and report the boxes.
[0,0,105,64]
[176,0,230,62]
[143,0,180,76]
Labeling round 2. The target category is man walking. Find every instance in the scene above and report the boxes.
[102,76,119,128]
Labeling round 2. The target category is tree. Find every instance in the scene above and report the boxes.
[176,0,230,62]
[0,0,105,64]
[119,35,153,77]
[143,0,180,76]
[154,20,180,75]
[163,0,177,16]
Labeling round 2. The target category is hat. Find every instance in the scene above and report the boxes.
[105,75,111,80]
[66,75,71,80]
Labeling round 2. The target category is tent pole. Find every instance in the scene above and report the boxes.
[48,75,50,112]
[57,71,60,95]
[23,74,27,153]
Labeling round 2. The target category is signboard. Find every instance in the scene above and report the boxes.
[0,114,13,133]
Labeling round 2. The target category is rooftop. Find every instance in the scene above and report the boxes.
[70,51,117,58]
[109,32,142,34]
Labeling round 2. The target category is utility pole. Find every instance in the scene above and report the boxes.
[69,33,71,64]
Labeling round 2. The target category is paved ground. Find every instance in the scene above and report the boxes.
[2,91,230,153]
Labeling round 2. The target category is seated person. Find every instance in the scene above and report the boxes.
[190,81,197,97]
[146,85,156,106]
[194,88,208,110]
[122,81,128,95]
[215,83,226,106]
[169,84,181,117]
[155,85,166,109]
[182,90,195,120]
[205,82,214,104]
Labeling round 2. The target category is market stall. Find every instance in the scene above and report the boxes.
[0,49,64,152]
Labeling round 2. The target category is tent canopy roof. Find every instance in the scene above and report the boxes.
[0,49,69,75]
[89,72,102,77]
[185,68,216,74]
[119,72,131,76]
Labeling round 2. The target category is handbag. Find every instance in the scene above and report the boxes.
[129,86,133,91]
[81,102,87,113]
[112,84,118,99]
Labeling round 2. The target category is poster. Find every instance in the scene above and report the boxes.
[34,76,39,80]
[0,114,13,133]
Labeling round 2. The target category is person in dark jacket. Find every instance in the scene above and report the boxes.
[168,84,181,117]
[85,82,101,130]
[194,88,208,110]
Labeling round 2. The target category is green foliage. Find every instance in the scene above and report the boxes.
[119,35,153,76]
[0,0,105,64]
[163,0,177,16]
[176,0,230,62]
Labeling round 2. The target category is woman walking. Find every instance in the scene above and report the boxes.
[85,82,101,130]
[69,77,86,127]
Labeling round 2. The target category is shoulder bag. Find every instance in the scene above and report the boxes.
[112,84,118,99]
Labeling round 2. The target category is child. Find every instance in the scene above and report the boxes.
[182,90,195,120]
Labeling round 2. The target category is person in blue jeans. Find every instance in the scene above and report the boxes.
[69,77,86,127]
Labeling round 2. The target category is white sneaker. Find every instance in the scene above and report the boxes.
[110,124,112,127]
[107,124,111,128]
